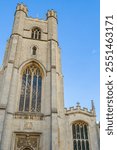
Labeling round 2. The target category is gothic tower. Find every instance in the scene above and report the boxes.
[0,3,66,150]
[0,3,100,150]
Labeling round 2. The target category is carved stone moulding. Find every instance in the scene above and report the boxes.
[14,133,40,150]
[14,112,44,120]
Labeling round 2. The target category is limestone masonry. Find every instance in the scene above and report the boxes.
[0,3,99,150]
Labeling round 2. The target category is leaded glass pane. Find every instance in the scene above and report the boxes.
[84,125,88,139]
[77,125,80,139]
[78,140,81,150]
[35,32,37,39]
[72,124,76,139]
[38,30,41,39]
[25,74,31,111]
[86,141,89,150]
[19,74,26,111]
[36,76,42,112]
[31,75,37,111]
[73,140,77,150]
[81,126,84,139]
[82,141,85,150]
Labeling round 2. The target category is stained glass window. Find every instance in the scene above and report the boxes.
[31,28,41,40]
[72,121,90,150]
[19,63,42,112]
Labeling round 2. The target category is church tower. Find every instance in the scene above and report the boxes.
[0,3,100,150]
[0,3,66,150]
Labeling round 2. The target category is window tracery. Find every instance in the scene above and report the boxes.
[19,63,42,112]
[72,121,90,150]
[31,28,41,40]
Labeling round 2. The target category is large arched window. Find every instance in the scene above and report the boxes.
[31,27,41,40]
[19,63,42,112]
[72,121,90,150]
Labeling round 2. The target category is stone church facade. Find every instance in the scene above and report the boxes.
[0,3,99,150]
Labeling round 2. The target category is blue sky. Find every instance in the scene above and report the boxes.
[0,0,100,120]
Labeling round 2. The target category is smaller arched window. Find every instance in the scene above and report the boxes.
[72,121,90,150]
[31,27,41,40]
[32,46,37,55]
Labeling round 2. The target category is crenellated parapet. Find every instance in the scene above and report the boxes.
[16,3,28,15]
[46,10,57,20]
[64,100,96,117]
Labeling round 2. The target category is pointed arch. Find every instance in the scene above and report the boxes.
[19,59,46,78]
[19,61,44,112]
[72,121,90,150]
[31,27,41,40]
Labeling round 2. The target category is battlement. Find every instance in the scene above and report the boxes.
[46,10,57,20]
[64,100,96,116]
[16,3,28,15]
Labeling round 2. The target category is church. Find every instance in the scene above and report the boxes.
[0,3,99,150]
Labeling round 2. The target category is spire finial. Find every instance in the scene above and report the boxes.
[16,3,28,15]
[91,100,96,114]
[46,9,57,20]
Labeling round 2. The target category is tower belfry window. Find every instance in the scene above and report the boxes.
[72,121,90,150]
[31,28,41,40]
[19,63,42,112]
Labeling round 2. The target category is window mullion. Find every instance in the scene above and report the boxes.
[75,124,77,140]
[23,72,28,111]
[83,125,85,140]
[76,139,78,150]
[83,125,86,150]
[35,74,38,111]
[29,72,33,112]
[37,31,39,39]
[85,140,86,150]
[80,139,82,150]
[80,125,82,140]
[34,31,36,39]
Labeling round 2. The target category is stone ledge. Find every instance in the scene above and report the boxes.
[0,104,6,110]
[14,112,44,120]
